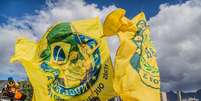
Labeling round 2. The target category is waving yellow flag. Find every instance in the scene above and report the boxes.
[104,9,160,101]
[11,17,117,101]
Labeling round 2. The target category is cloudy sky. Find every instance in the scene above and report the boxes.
[0,0,201,92]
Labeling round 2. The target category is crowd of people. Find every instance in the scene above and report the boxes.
[0,77,32,101]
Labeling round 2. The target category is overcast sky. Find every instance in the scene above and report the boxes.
[0,0,201,92]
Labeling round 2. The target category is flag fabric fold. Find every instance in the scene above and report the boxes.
[104,9,161,101]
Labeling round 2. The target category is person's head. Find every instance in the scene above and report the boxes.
[8,77,14,86]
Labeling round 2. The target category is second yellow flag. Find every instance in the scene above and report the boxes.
[104,9,161,101]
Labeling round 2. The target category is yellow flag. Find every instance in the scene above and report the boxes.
[104,9,160,101]
[11,17,117,101]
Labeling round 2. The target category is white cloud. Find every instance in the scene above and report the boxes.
[149,0,201,91]
[0,0,116,80]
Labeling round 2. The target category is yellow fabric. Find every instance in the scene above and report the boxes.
[103,8,125,36]
[103,9,136,36]
[104,9,161,101]
[11,17,117,101]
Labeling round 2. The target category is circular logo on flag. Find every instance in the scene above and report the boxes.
[39,23,101,100]
[130,20,160,89]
